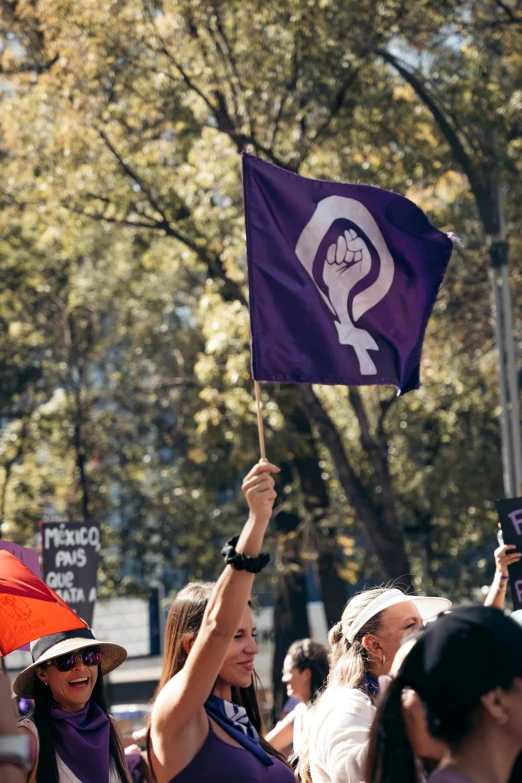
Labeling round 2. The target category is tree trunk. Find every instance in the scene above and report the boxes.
[0,422,26,537]
[284,400,348,627]
[299,386,411,586]
[67,309,95,523]
[73,398,91,523]
[271,510,310,724]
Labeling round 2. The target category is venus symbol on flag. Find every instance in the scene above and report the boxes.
[242,153,453,394]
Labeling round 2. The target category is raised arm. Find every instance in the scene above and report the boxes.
[484,545,520,610]
[151,461,279,741]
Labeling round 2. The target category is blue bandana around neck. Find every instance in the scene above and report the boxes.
[204,695,273,767]
[362,674,380,699]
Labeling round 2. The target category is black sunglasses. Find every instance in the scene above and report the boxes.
[45,646,101,672]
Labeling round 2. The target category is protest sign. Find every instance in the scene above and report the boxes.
[0,540,41,578]
[40,521,100,626]
[0,540,42,651]
[496,497,522,609]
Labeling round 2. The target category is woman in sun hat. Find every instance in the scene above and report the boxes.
[297,586,451,783]
[366,605,522,783]
[14,626,131,783]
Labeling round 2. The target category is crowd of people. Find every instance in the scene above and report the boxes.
[2,460,522,783]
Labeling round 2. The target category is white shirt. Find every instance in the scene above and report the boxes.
[307,687,375,783]
[292,701,307,754]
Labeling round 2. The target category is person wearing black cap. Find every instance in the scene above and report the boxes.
[366,606,522,783]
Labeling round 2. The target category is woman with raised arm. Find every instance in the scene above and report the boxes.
[148,461,295,783]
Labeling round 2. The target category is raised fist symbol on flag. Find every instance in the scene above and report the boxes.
[323,228,379,374]
[295,195,396,376]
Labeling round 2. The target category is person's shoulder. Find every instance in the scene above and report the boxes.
[18,716,38,737]
[342,688,372,706]
[427,771,474,783]
[319,686,372,711]
[312,687,373,732]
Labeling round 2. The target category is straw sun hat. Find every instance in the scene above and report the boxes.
[14,627,127,699]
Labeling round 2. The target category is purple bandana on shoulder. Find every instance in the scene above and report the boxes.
[362,674,380,699]
[51,700,111,783]
[205,695,273,767]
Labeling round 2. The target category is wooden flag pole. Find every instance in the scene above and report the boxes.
[254,381,267,462]
[246,153,267,462]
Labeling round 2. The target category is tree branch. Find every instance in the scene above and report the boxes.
[213,10,256,140]
[299,385,411,583]
[374,47,497,232]
[270,42,299,150]
[86,130,248,305]
[98,130,175,225]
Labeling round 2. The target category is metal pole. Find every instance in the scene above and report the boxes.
[498,186,522,496]
[157,579,166,654]
[489,250,514,495]
[487,125,522,499]
[501,262,522,496]
[488,223,522,496]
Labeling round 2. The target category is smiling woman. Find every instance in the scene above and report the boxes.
[266,639,329,755]
[147,461,296,783]
[13,628,131,783]
[297,587,451,783]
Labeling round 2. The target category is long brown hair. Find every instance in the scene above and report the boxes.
[150,581,290,768]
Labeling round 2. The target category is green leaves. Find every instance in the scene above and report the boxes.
[0,0,519,601]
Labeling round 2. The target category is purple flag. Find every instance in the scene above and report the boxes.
[243,153,452,394]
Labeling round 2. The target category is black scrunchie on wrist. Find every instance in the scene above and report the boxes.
[221,535,270,574]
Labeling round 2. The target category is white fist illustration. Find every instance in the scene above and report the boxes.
[322,227,378,375]
[325,229,371,279]
[323,228,372,320]
[294,197,396,377]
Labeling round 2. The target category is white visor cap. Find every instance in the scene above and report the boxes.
[346,588,451,644]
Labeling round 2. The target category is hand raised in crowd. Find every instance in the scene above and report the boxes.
[494,544,521,577]
[484,544,521,610]
[149,459,291,783]
[241,461,280,524]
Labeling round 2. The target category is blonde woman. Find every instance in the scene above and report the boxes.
[298,587,450,783]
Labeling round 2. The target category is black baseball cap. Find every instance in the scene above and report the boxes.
[399,606,522,719]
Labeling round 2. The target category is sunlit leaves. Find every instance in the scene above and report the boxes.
[0,0,520,600]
